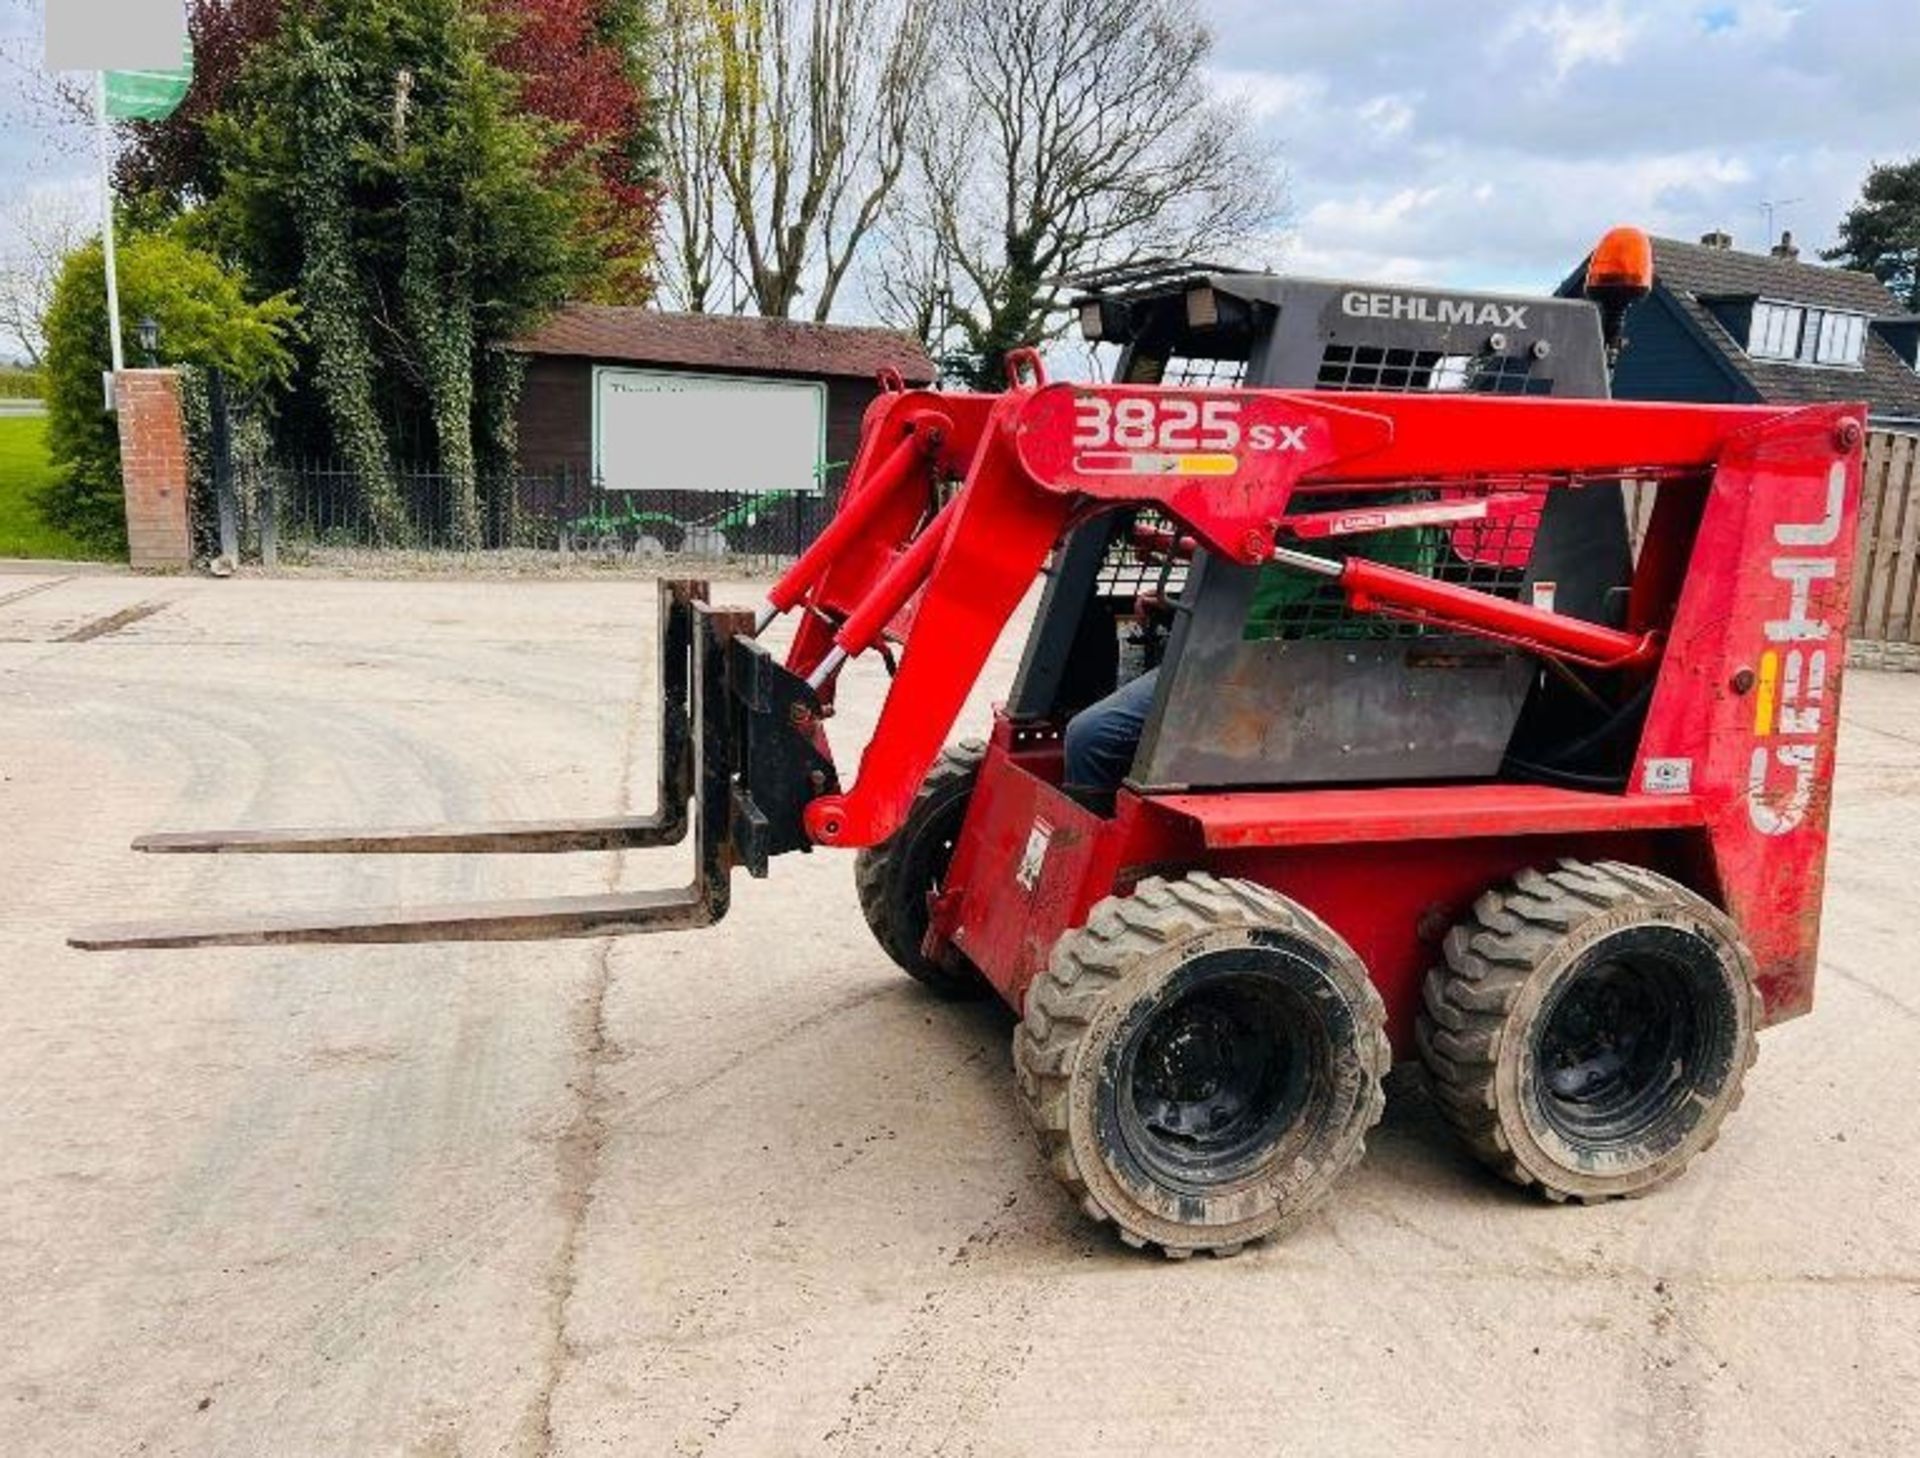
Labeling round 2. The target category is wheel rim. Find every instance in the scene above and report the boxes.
[1110,951,1318,1193]
[1531,930,1721,1147]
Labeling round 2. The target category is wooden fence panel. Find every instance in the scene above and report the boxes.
[1850,434,1890,637]
[1623,430,1920,646]
[1892,434,1920,643]
[1880,433,1918,640]
[1860,432,1901,639]
[1855,431,1920,645]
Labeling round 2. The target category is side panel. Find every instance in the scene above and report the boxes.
[934,736,1147,1009]
[1631,407,1864,1021]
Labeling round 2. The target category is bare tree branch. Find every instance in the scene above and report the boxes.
[0,185,90,366]
[653,0,933,320]
[0,0,94,149]
[879,0,1284,385]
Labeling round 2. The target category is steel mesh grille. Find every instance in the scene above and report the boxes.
[1247,477,1555,641]
[1162,355,1248,388]
[1315,344,1552,396]
[1094,509,1191,602]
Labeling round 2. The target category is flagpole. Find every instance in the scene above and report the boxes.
[95,70,124,374]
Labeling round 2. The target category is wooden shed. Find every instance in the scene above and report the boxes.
[510,306,937,505]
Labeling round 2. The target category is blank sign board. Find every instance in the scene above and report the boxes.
[593,368,825,494]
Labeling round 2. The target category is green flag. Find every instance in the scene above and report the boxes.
[104,38,193,121]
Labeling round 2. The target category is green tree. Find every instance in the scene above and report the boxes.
[1825,158,1920,311]
[208,0,604,545]
[39,226,296,551]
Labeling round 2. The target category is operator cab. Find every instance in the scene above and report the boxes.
[1007,264,1639,795]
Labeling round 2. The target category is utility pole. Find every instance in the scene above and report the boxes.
[95,71,124,375]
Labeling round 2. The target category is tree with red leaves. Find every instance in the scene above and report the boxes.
[490,0,659,301]
[114,0,287,207]
[115,0,659,298]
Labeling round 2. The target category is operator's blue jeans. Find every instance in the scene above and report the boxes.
[1064,668,1160,788]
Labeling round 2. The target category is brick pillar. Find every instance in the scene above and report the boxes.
[115,368,192,570]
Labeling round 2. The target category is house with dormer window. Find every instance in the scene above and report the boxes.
[1560,231,1920,429]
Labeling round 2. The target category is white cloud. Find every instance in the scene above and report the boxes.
[1713,3,1805,42]
[1499,0,1644,81]
[1205,68,1327,122]
[1358,95,1416,140]
[1205,0,1914,295]
[1278,148,1766,299]
[1303,187,1447,238]
[1282,241,1435,285]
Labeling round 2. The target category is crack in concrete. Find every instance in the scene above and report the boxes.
[522,636,653,1457]
[58,597,174,642]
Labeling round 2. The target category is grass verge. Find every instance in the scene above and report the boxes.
[0,415,110,560]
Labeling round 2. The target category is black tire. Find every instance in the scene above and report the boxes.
[1418,859,1760,1203]
[854,740,991,999]
[1014,873,1389,1257]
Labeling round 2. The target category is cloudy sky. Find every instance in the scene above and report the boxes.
[1209,0,1919,290]
[2,0,1917,347]
[1,0,89,192]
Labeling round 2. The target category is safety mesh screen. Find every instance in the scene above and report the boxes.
[1315,344,1552,396]
[1093,509,1192,603]
[1161,355,1249,388]
[1247,478,1555,642]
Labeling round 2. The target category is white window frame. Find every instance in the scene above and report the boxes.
[1813,310,1866,366]
[1746,298,1868,369]
[1748,301,1803,361]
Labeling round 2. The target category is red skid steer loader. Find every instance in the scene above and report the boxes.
[77,230,1865,1257]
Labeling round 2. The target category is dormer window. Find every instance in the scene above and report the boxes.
[1748,301,1868,367]
[1749,301,1800,359]
[1811,309,1867,366]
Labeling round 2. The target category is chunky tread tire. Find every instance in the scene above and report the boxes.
[1014,872,1389,1256]
[1417,858,1761,1203]
[854,740,990,999]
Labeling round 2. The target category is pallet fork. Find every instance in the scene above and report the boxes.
[72,581,836,949]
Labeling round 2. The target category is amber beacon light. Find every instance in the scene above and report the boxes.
[1583,225,1655,365]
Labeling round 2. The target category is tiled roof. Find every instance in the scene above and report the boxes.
[512,305,936,383]
[1649,237,1920,418]
[1651,236,1902,314]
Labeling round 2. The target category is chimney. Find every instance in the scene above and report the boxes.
[1700,230,1733,250]
[1771,230,1801,261]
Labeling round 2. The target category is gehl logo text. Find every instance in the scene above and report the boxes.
[1747,460,1846,836]
[1340,292,1530,330]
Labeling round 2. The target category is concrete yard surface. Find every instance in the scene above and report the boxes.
[2,571,1917,1456]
